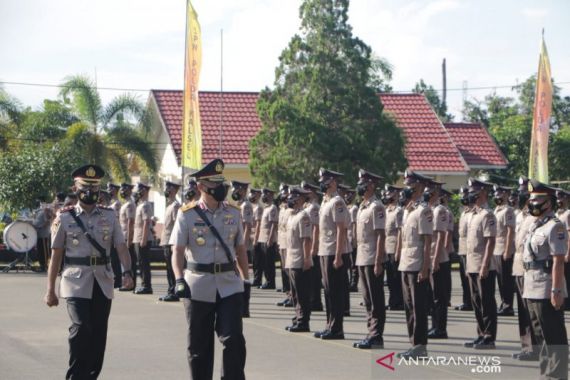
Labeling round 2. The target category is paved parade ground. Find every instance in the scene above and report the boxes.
[1,269,569,380]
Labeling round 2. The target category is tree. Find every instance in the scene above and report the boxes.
[0,87,22,151]
[249,0,406,188]
[59,75,157,181]
[412,79,453,122]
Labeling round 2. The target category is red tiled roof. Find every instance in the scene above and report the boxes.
[151,90,469,173]
[152,90,261,165]
[444,122,508,168]
[378,93,468,173]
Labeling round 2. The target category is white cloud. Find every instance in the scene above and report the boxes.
[522,7,548,19]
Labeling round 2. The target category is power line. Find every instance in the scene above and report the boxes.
[1,79,569,95]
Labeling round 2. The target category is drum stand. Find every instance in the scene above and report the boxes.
[2,250,37,273]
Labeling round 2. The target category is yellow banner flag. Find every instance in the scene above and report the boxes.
[528,33,552,182]
[182,0,202,169]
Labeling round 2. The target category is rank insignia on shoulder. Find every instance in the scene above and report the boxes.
[181,201,197,212]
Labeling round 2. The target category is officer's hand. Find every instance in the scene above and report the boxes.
[432,259,440,273]
[418,267,429,282]
[479,265,489,279]
[565,255,570,264]
[303,257,312,271]
[374,262,383,277]
[333,256,343,270]
[551,292,564,310]
[175,278,191,298]
[395,252,401,263]
[44,291,59,307]
[122,274,134,290]
[140,241,147,248]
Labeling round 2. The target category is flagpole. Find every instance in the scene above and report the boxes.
[219,28,224,158]
[181,0,189,193]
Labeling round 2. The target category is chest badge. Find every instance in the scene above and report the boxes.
[196,236,206,246]
[72,238,80,246]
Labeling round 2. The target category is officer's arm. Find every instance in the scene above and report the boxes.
[141,218,151,247]
[127,217,134,246]
[173,245,186,279]
[375,229,386,264]
[335,222,347,259]
[482,237,495,268]
[395,229,402,261]
[254,219,261,244]
[505,225,514,258]
[421,234,432,271]
[268,221,277,244]
[433,230,445,263]
[116,242,132,271]
[236,243,249,280]
[243,222,252,248]
[46,248,64,296]
[311,225,319,256]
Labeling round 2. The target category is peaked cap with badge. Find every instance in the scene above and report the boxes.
[528,179,558,197]
[357,169,383,185]
[319,168,344,181]
[191,158,225,182]
[72,165,105,186]
[467,177,495,192]
[403,169,433,185]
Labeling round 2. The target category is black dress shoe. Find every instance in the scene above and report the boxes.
[464,336,484,348]
[276,299,288,306]
[320,331,344,340]
[343,311,350,317]
[159,294,180,302]
[289,324,310,332]
[454,304,473,311]
[474,338,495,350]
[276,288,283,292]
[349,284,358,292]
[314,329,329,338]
[517,351,539,361]
[397,346,427,359]
[119,287,132,292]
[353,337,384,349]
[252,281,261,287]
[428,330,448,339]
[497,308,514,316]
[260,283,276,290]
[242,312,250,318]
[284,299,294,307]
[134,288,153,295]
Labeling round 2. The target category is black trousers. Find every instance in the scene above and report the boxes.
[343,253,351,313]
[431,261,451,332]
[320,255,347,333]
[135,243,152,289]
[359,265,386,339]
[402,271,429,346]
[494,255,515,310]
[163,245,176,295]
[527,299,569,379]
[385,254,403,308]
[279,249,291,292]
[349,249,358,287]
[458,255,472,307]
[290,268,312,325]
[183,292,246,380]
[65,281,112,380]
[252,243,264,286]
[262,242,277,286]
[36,237,50,270]
[514,276,538,354]
[127,244,137,289]
[110,245,122,288]
[310,256,323,308]
[565,262,570,310]
[468,271,497,340]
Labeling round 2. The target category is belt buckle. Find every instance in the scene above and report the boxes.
[214,263,222,273]
[90,256,97,266]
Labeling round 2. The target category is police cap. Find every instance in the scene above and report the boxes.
[403,169,433,185]
[72,165,105,186]
[528,179,558,196]
[190,158,225,182]
[319,168,344,181]
[357,169,383,185]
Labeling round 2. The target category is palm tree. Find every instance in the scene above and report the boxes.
[59,75,157,182]
[0,86,22,151]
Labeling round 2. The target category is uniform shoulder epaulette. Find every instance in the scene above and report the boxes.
[552,217,561,223]
[60,206,75,213]
[98,206,112,211]
[227,203,240,211]
[181,201,197,212]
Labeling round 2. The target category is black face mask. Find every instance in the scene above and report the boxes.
[185,189,196,201]
[119,189,129,198]
[164,190,171,198]
[381,196,389,205]
[78,189,99,205]
[356,184,367,197]
[518,193,529,209]
[261,195,270,204]
[557,199,564,208]
[467,192,479,204]
[231,189,242,202]
[422,190,433,203]
[286,198,296,209]
[494,197,504,206]
[508,197,517,207]
[529,199,549,217]
[206,184,228,202]
[247,194,257,203]
[319,179,332,193]
[401,187,414,201]
[460,197,469,206]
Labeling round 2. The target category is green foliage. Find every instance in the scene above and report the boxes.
[412,79,453,122]
[489,114,532,179]
[249,0,406,188]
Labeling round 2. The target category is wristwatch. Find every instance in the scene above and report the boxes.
[551,288,562,294]
[122,270,133,277]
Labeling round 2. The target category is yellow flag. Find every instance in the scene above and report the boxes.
[528,33,552,182]
[182,0,202,169]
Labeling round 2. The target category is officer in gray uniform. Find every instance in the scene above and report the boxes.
[383,184,404,310]
[555,188,570,310]
[159,180,181,302]
[259,188,279,289]
[302,181,324,311]
[33,201,54,272]
[464,178,498,350]
[337,184,354,316]
[455,187,474,311]
[276,183,293,305]
[523,180,568,379]
[133,182,154,294]
[171,159,249,380]
[284,186,313,332]
[397,170,433,359]
[107,183,123,288]
[343,187,359,292]
[44,165,133,379]
[512,176,539,361]
[231,180,254,317]
[251,188,264,287]
[119,183,137,290]
[314,168,349,340]
[353,169,386,349]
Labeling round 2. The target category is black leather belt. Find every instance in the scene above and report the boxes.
[523,259,553,272]
[65,256,108,266]
[187,262,235,273]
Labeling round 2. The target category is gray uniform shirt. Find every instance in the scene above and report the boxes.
[385,205,403,255]
[318,193,349,256]
[446,207,455,255]
[493,205,516,256]
[513,210,534,276]
[466,205,497,273]
[51,205,125,299]
[278,205,292,249]
[240,200,254,251]
[347,204,358,250]
[431,204,450,263]
[119,198,136,240]
[160,199,180,246]
[523,213,568,299]
[285,209,312,269]
[398,202,434,272]
[355,196,386,266]
[171,201,245,303]
[258,204,279,245]
[458,208,473,256]
[109,198,122,219]
[133,200,153,244]
[33,208,52,238]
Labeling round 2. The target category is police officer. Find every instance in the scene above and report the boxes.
[119,183,137,291]
[302,181,324,311]
[251,188,264,287]
[107,183,123,288]
[284,186,313,332]
[231,180,254,317]
[184,178,201,205]
[258,188,279,289]
[133,182,154,294]
[383,184,404,310]
[464,178,498,350]
[159,180,181,302]
[397,170,433,359]
[353,169,386,349]
[440,188,455,305]
[44,165,134,379]
[511,176,539,361]
[338,184,354,316]
[33,199,54,272]
[523,180,568,378]
[314,168,349,340]
[455,186,474,311]
[344,187,359,292]
[555,188,570,310]
[276,183,293,305]
[426,180,451,340]
[171,159,248,380]
[493,185,516,316]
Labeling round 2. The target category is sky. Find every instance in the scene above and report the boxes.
[1,0,569,119]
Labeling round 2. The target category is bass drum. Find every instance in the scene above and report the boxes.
[3,221,38,253]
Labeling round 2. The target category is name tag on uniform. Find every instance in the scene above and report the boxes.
[194,222,206,226]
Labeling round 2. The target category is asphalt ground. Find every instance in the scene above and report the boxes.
[1,269,569,380]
